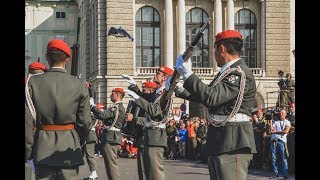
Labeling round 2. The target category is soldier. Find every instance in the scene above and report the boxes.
[84,103,104,180]
[285,73,295,106]
[25,62,48,83]
[122,66,173,180]
[25,39,92,180]
[196,119,207,162]
[125,80,158,180]
[25,61,48,180]
[165,119,178,160]
[174,30,257,180]
[89,88,126,180]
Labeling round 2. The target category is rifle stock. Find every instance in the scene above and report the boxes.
[160,18,212,111]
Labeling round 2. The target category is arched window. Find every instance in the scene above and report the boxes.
[186,8,209,67]
[135,6,160,67]
[235,9,257,68]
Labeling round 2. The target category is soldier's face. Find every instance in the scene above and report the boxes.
[110,91,118,102]
[153,71,165,83]
[142,87,155,94]
[214,45,223,67]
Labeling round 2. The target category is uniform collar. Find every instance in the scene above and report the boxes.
[156,86,165,94]
[219,58,241,74]
[114,101,122,104]
[49,67,68,73]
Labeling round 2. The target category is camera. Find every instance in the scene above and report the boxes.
[265,110,273,120]
[265,109,280,120]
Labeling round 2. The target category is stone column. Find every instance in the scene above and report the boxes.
[177,0,188,114]
[260,0,266,70]
[177,0,186,56]
[164,0,174,68]
[213,0,222,70]
[227,0,234,30]
[214,0,222,36]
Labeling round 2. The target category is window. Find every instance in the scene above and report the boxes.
[235,9,257,68]
[55,12,66,19]
[135,6,160,67]
[186,8,209,67]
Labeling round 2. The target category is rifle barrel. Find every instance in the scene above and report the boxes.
[160,18,211,111]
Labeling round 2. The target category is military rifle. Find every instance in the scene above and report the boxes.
[160,18,211,111]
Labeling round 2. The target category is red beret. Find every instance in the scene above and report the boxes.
[215,30,242,43]
[47,39,71,57]
[112,87,125,94]
[29,62,48,71]
[142,81,158,89]
[96,103,105,110]
[159,66,173,76]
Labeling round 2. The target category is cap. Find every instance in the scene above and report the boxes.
[142,81,158,89]
[112,87,125,94]
[96,103,105,110]
[29,62,48,71]
[158,66,173,76]
[290,102,295,107]
[215,30,242,43]
[47,39,71,57]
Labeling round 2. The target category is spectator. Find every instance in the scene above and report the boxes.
[252,110,266,169]
[270,109,291,180]
[187,118,197,161]
[287,102,295,122]
[177,123,188,159]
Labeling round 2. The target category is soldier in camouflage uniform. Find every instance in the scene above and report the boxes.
[174,30,257,180]
[196,119,207,162]
[25,39,92,180]
[165,119,178,159]
[89,88,126,180]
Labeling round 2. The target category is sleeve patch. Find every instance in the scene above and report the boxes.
[228,75,239,84]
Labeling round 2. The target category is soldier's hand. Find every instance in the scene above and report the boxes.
[89,97,95,108]
[175,54,193,80]
[122,74,137,86]
[126,113,133,121]
[124,89,140,100]
[174,82,185,95]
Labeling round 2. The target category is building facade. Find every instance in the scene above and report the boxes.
[25,0,295,116]
[25,0,78,75]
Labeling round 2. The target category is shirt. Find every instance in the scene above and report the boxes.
[271,119,291,143]
[219,58,241,74]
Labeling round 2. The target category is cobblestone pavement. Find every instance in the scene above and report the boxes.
[79,157,295,180]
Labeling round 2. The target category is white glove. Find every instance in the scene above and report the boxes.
[89,97,95,108]
[165,77,172,91]
[174,82,185,95]
[26,159,35,173]
[124,89,140,100]
[175,54,193,80]
[122,74,137,86]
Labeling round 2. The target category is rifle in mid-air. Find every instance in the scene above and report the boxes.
[160,18,212,111]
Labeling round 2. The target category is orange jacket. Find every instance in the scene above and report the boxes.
[187,124,196,138]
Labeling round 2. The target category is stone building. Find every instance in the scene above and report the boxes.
[25,0,295,117]
[25,0,78,75]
